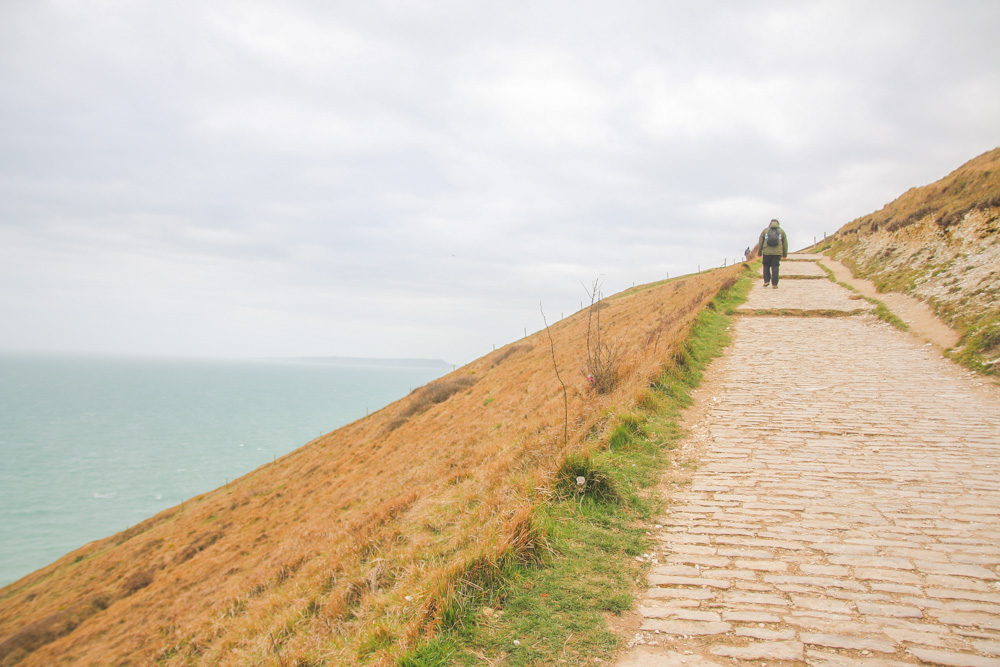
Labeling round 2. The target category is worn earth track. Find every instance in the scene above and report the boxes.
[615,255,1000,667]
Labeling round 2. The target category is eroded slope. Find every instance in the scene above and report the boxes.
[822,147,1000,373]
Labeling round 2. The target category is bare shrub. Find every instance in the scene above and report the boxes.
[581,280,623,394]
[489,343,533,368]
[417,376,476,406]
[384,417,408,432]
[0,610,80,663]
[174,530,224,564]
[122,568,154,596]
[0,590,123,663]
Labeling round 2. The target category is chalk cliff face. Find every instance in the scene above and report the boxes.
[0,264,741,666]
[823,147,1000,373]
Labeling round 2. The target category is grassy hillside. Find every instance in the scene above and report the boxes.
[817,147,1000,374]
[0,265,745,666]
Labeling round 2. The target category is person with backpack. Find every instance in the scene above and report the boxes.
[756,219,788,288]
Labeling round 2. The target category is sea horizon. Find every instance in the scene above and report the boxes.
[0,352,448,586]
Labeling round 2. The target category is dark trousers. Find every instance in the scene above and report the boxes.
[762,254,781,285]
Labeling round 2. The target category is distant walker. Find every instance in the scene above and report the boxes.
[757,219,788,288]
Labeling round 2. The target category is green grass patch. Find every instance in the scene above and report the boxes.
[869,301,909,332]
[815,262,909,332]
[606,414,646,452]
[554,453,620,504]
[397,270,753,666]
[740,308,871,318]
[951,313,1000,376]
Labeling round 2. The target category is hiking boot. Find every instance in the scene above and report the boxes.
[772,284,779,289]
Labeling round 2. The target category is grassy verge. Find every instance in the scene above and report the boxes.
[949,314,1000,376]
[398,270,753,666]
[815,261,909,332]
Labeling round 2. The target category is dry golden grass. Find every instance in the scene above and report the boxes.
[0,266,742,666]
[838,146,1000,236]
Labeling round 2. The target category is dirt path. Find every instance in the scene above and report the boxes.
[817,256,961,350]
[615,257,1000,666]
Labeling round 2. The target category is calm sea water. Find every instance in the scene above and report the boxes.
[0,354,447,587]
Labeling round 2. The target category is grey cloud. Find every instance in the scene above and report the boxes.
[1,0,998,363]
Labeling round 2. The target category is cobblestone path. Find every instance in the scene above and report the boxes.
[617,255,1000,667]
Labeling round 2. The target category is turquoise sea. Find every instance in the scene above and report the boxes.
[0,354,448,587]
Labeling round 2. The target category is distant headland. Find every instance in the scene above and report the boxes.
[283,356,453,369]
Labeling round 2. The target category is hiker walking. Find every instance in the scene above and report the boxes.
[757,219,788,288]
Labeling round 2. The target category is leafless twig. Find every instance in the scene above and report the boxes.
[541,303,568,447]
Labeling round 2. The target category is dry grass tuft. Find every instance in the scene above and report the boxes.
[0,595,110,665]
[489,343,534,368]
[554,453,618,503]
[121,569,155,596]
[384,375,478,432]
[175,531,224,564]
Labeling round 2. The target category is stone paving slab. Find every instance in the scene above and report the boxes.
[780,262,828,277]
[737,276,873,312]
[618,259,1000,666]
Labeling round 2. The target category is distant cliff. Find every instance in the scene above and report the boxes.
[289,356,453,368]
[820,147,1000,374]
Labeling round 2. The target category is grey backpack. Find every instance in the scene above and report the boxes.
[765,227,782,247]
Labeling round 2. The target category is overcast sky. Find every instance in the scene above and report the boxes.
[1,1,998,365]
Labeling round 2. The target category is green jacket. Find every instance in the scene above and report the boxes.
[757,220,788,257]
